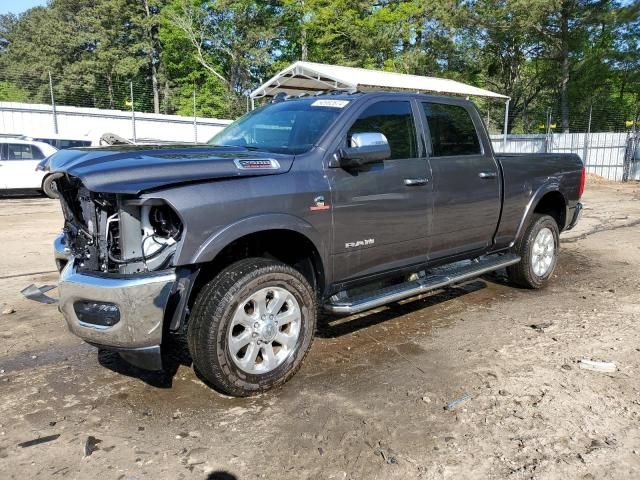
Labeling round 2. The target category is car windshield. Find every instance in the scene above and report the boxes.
[208,98,349,154]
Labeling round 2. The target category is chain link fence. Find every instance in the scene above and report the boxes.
[0,68,233,143]
[481,99,640,181]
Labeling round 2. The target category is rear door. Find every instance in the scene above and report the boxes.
[3,143,46,189]
[420,100,501,259]
[327,98,432,282]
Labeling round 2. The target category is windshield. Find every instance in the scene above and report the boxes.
[208,98,350,154]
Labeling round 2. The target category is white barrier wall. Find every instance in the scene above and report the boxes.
[491,132,634,181]
[0,102,232,144]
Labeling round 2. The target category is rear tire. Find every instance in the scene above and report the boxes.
[188,258,317,397]
[42,173,62,199]
[507,214,559,289]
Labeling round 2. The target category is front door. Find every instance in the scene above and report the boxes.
[419,100,501,259]
[328,99,432,283]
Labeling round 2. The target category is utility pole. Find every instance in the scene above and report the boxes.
[48,71,58,135]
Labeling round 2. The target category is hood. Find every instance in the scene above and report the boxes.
[48,144,295,194]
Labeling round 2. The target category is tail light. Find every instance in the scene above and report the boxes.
[578,166,586,199]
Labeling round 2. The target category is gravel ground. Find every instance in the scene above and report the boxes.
[0,180,639,480]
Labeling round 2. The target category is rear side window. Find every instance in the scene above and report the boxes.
[348,101,417,159]
[59,140,91,148]
[422,102,481,157]
[6,143,40,160]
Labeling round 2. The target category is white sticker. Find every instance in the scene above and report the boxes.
[311,99,350,108]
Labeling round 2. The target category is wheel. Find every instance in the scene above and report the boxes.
[42,173,62,199]
[188,258,317,396]
[507,214,559,289]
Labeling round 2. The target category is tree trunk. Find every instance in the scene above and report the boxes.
[301,25,308,61]
[143,0,160,114]
[560,0,571,133]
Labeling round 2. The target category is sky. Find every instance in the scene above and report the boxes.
[0,0,46,15]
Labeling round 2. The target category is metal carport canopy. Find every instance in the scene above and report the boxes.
[250,61,511,142]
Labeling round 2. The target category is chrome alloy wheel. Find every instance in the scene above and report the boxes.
[531,227,555,277]
[228,286,301,374]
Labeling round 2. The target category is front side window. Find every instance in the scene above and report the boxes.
[348,101,417,160]
[31,146,45,159]
[208,98,348,154]
[422,102,481,157]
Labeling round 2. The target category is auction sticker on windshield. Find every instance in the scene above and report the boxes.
[311,99,350,108]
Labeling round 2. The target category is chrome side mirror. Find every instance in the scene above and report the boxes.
[334,132,391,168]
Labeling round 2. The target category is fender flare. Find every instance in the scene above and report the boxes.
[511,180,566,247]
[189,213,329,273]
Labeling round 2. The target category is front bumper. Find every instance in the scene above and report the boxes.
[54,234,176,370]
[565,202,583,230]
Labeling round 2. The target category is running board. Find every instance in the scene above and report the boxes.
[324,253,521,315]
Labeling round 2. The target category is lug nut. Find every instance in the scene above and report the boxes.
[253,322,259,328]
[252,332,258,338]
[269,315,274,320]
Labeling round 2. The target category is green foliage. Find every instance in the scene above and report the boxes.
[0,0,637,128]
[0,80,30,101]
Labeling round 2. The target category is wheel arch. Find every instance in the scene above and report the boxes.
[512,183,568,246]
[189,214,328,296]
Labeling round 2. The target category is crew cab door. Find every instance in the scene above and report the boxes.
[419,100,501,259]
[327,99,432,283]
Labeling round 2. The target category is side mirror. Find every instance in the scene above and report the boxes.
[335,132,390,168]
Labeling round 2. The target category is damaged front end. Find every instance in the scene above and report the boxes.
[53,175,184,370]
[56,176,182,275]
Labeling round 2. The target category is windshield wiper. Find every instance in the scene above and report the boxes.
[211,144,265,151]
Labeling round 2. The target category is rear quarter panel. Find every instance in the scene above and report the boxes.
[494,153,583,248]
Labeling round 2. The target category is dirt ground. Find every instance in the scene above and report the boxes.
[0,180,639,480]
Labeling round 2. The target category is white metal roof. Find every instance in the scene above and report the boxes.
[250,61,509,100]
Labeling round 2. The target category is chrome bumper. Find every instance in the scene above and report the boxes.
[54,234,176,354]
[565,202,583,231]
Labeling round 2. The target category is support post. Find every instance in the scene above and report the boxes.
[582,102,592,164]
[130,81,137,143]
[545,108,552,153]
[251,97,255,111]
[48,71,58,135]
[503,98,510,148]
[193,85,198,144]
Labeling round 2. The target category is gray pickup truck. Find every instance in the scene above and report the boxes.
[49,92,584,396]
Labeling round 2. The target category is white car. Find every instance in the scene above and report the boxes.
[0,139,58,194]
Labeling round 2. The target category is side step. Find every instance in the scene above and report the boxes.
[324,253,521,315]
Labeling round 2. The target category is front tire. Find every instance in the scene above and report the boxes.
[507,214,560,289]
[188,258,317,397]
[42,173,62,199]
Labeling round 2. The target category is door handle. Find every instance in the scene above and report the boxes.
[404,178,428,186]
[478,171,497,179]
